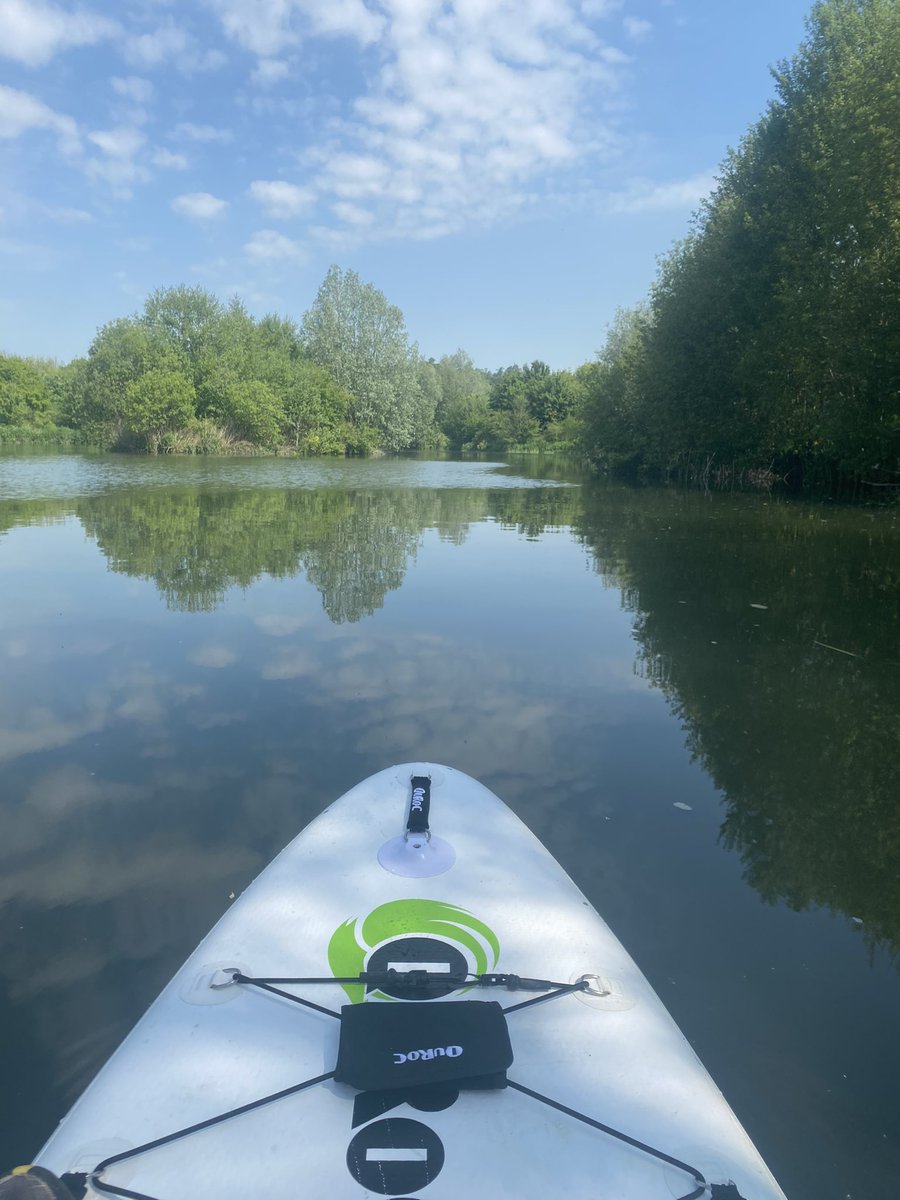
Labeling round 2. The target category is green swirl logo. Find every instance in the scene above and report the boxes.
[328,899,500,1003]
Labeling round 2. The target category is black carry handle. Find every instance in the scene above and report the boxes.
[406,775,431,836]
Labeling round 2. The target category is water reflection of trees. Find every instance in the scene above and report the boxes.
[575,486,900,964]
[73,485,581,620]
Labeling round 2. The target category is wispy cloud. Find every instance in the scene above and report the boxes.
[151,147,189,170]
[111,76,154,105]
[249,180,314,218]
[250,57,290,87]
[0,0,117,67]
[171,191,229,220]
[0,84,80,154]
[88,127,145,159]
[44,205,93,223]
[124,19,228,73]
[623,17,653,41]
[206,0,629,246]
[123,19,189,67]
[84,126,150,194]
[606,172,716,214]
[173,122,233,144]
[208,0,384,58]
[244,228,305,263]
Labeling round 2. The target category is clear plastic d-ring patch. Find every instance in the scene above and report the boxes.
[377,834,456,877]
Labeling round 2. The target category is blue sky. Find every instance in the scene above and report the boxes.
[1,0,812,370]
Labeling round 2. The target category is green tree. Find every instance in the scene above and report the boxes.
[69,319,166,443]
[141,286,224,384]
[302,266,425,451]
[0,355,55,426]
[123,367,196,453]
[278,359,351,453]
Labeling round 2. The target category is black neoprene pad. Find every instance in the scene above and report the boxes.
[335,1000,513,1093]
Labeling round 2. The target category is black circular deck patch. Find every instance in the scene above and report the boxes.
[367,936,468,1000]
[346,1117,444,1194]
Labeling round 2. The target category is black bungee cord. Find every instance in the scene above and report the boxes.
[78,966,713,1200]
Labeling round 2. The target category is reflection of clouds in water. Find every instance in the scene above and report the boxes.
[254,614,309,637]
[0,701,110,765]
[0,661,229,765]
[3,635,114,662]
[0,836,258,909]
[581,653,654,696]
[63,636,115,657]
[25,765,146,819]
[187,710,248,731]
[248,627,648,793]
[303,633,571,783]
[189,643,239,668]
[0,754,261,911]
[111,664,177,724]
[261,648,315,680]
[3,835,260,1001]
[0,766,152,858]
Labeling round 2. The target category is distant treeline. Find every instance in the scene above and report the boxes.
[0,267,582,458]
[580,0,899,491]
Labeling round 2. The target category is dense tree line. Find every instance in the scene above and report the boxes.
[0,269,580,457]
[579,0,898,490]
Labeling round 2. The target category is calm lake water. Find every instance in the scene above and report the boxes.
[1,452,898,1198]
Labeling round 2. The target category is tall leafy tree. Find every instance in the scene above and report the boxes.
[301,266,425,451]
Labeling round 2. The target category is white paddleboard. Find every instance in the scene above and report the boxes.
[37,764,787,1199]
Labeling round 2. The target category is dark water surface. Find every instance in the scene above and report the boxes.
[1,453,898,1198]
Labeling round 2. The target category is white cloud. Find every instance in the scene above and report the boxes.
[124,20,227,73]
[173,122,233,143]
[332,200,374,227]
[84,126,150,194]
[111,76,154,104]
[0,0,117,66]
[151,147,189,170]
[249,179,314,217]
[0,85,80,153]
[88,127,145,159]
[289,0,630,243]
[171,191,229,219]
[623,16,652,40]
[124,19,189,67]
[251,57,290,86]
[244,228,305,264]
[606,172,716,213]
[208,0,384,58]
[44,205,93,223]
